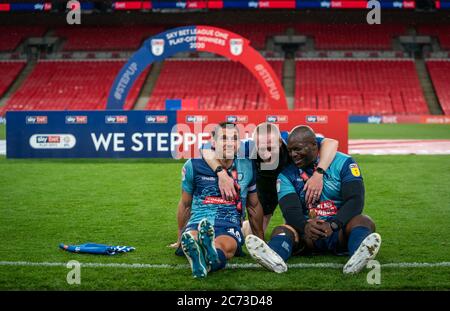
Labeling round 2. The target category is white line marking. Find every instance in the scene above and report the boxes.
[0,261,449,270]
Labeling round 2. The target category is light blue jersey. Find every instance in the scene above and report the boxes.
[277,152,363,220]
[182,158,257,227]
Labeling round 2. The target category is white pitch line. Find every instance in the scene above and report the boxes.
[0,261,449,270]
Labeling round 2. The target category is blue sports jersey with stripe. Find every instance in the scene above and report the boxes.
[182,158,257,227]
[277,152,363,220]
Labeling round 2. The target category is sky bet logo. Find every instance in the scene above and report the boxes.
[145,115,168,124]
[266,115,288,123]
[186,115,208,123]
[105,115,128,124]
[226,115,248,123]
[306,115,328,124]
[36,135,60,144]
[65,116,87,124]
[26,116,47,124]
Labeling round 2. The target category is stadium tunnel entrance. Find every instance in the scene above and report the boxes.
[107,25,287,110]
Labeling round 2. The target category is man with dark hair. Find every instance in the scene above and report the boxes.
[245,125,381,274]
[176,122,264,278]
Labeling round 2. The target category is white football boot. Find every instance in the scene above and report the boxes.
[343,232,382,274]
[245,234,288,274]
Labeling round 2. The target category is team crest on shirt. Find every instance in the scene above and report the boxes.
[349,163,361,177]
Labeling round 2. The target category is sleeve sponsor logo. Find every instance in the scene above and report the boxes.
[181,166,186,181]
[26,116,47,124]
[29,134,76,149]
[65,116,88,124]
[105,115,128,124]
[349,163,361,177]
[306,115,328,124]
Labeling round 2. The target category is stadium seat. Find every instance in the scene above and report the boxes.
[146,59,283,111]
[418,25,450,50]
[1,60,148,114]
[0,61,25,98]
[0,26,47,52]
[55,26,164,51]
[427,60,450,115]
[294,24,406,50]
[294,59,429,115]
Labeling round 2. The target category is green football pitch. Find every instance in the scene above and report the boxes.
[0,123,449,290]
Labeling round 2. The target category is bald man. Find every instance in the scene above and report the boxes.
[245,125,382,275]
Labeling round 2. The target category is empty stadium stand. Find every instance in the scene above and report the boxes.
[294,24,406,50]
[295,59,429,115]
[0,61,25,99]
[146,59,283,110]
[55,26,164,51]
[418,25,450,50]
[0,60,147,114]
[427,60,450,115]
[0,26,47,52]
[223,24,288,50]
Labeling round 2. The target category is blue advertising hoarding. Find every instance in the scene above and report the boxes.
[6,111,178,158]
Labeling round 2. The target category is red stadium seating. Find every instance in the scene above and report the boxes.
[294,24,406,50]
[418,25,450,50]
[1,60,148,114]
[0,61,25,99]
[0,26,47,51]
[223,24,288,50]
[295,59,429,115]
[146,59,283,110]
[427,60,450,115]
[55,26,164,51]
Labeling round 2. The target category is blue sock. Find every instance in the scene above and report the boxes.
[268,234,293,261]
[348,226,372,256]
[210,249,227,272]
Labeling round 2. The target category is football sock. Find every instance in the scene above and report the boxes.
[348,226,372,256]
[268,234,293,261]
[210,248,227,272]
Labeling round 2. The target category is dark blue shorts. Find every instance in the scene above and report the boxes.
[185,222,244,257]
[312,231,348,255]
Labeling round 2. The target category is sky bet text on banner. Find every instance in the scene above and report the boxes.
[6,110,348,158]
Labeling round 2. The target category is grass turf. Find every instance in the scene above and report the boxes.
[0,155,449,290]
[349,124,450,139]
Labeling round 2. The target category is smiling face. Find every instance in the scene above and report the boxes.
[213,126,239,160]
[255,131,281,162]
[287,129,318,169]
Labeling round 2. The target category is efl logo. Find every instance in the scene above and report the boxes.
[30,134,76,149]
[105,115,128,124]
[145,115,168,124]
[26,116,48,124]
[226,115,248,123]
[65,116,87,124]
[306,115,328,124]
[186,115,208,123]
[266,115,288,123]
